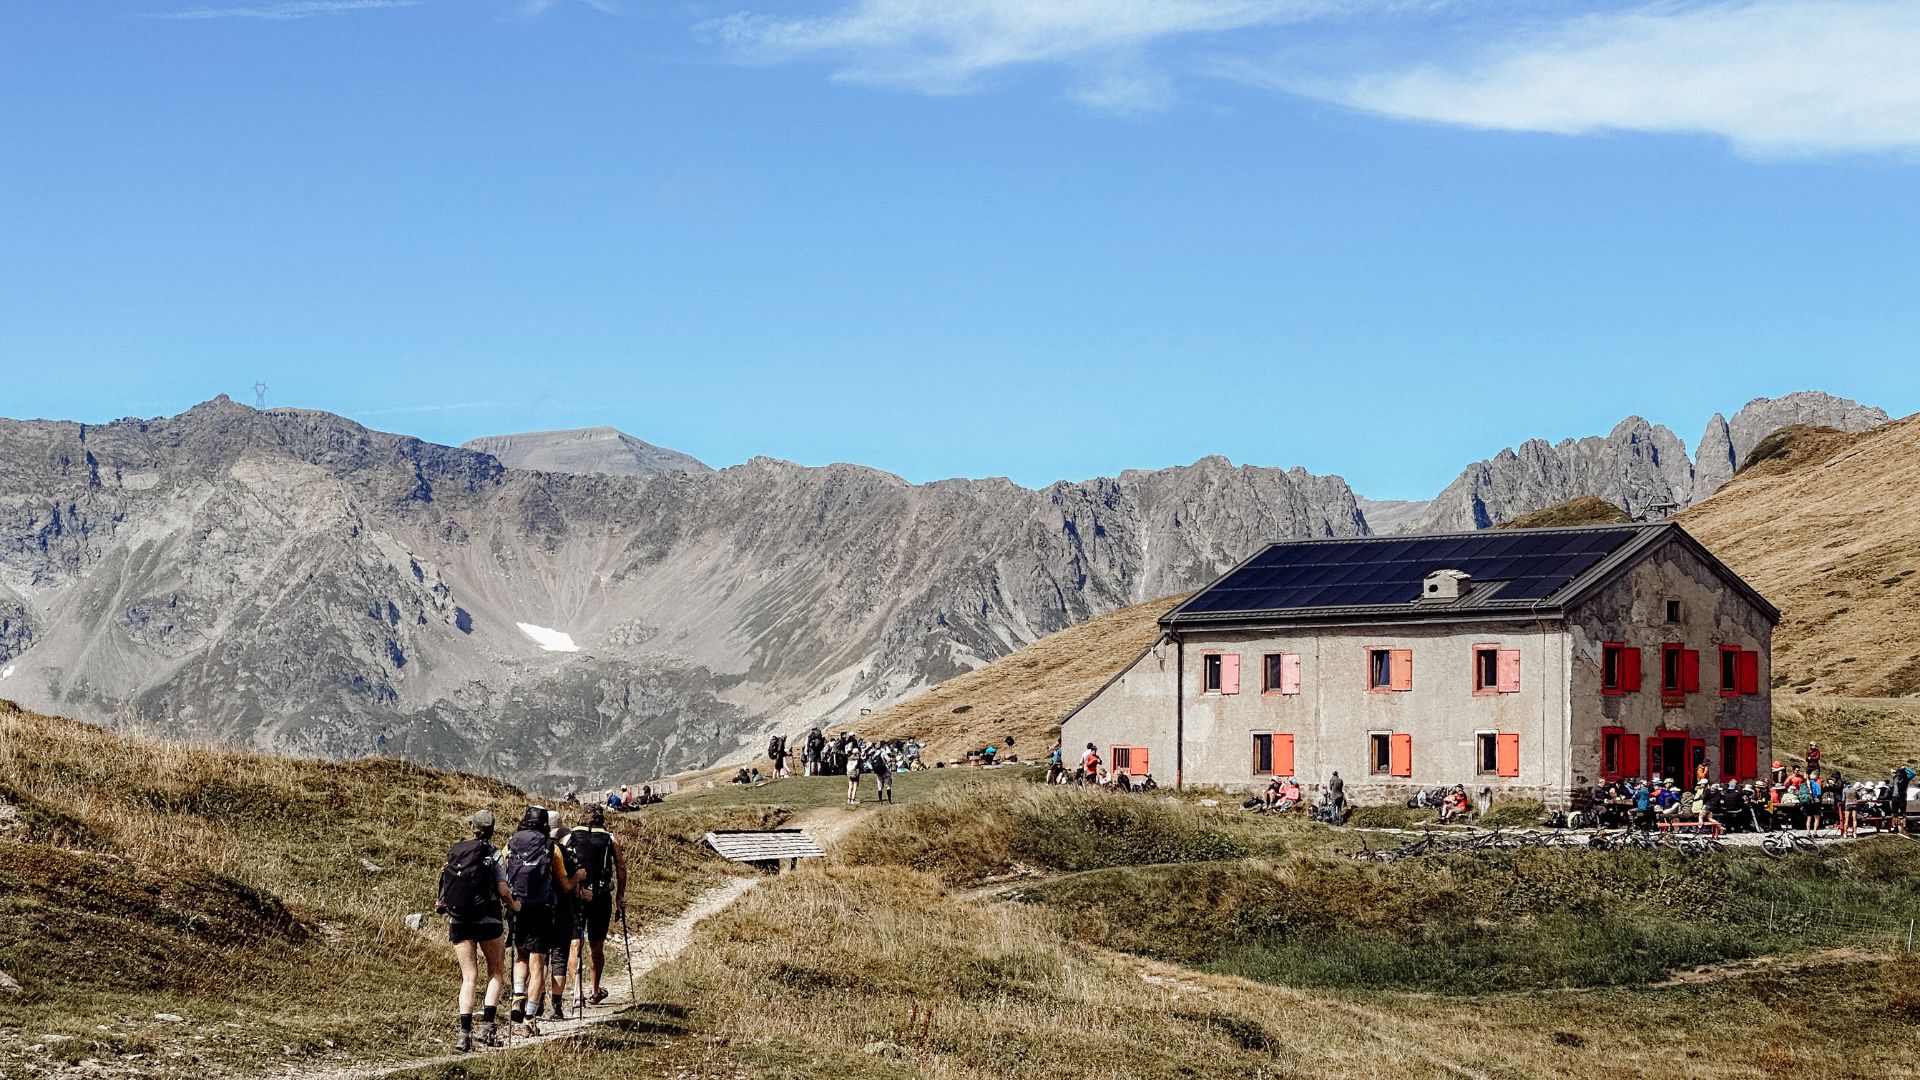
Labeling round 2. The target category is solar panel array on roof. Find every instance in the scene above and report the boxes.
[1173,527,1646,617]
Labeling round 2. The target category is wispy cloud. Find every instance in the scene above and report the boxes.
[152,0,419,19]
[517,0,623,16]
[1298,0,1920,158]
[702,0,1344,107]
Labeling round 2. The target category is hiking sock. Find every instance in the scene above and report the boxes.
[482,1005,497,1024]
[459,1013,473,1033]
[510,1003,525,1024]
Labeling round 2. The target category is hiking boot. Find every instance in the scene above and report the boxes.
[477,1022,502,1047]
[522,1019,542,1037]
[590,987,609,1005]
[454,1031,474,1054]
[551,1002,566,1021]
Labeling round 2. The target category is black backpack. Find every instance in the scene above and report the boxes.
[504,829,553,905]
[439,839,498,921]
[568,827,617,894]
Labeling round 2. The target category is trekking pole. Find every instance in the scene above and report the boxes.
[503,911,516,1050]
[619,906,637,1000]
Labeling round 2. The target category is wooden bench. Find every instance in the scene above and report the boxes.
[1855,813,1901,835]
[1658,819,1723,838]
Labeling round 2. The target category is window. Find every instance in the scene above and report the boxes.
[1719,730,1741,781]
[1600,727,1638,781]
[1664,598,1683,623]
[1263,653,1302,695]
[1474,645,1521,695]
[1368,648,1412,692]
[1252,733,1294,777]
[1477,732,1498,774]
[1661,644,1699,703]
[1202,653,1222,693]
[1720,646,1741,696]
[1601,642,1641,694]
[1474,647,1499,695]
[1370,732,1412,776]
[1112,745,1150,777]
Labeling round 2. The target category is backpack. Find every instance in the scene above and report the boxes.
[569,827,617,895]
[439,839,498,921]
[505,829,554,905]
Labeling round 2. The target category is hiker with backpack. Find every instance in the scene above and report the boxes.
[845,738,864,806]
[868,744,894,803]
[437,809,523,1053]
[505,806,573,1035]
[564,804,628,1003]
[545,814,588,1019]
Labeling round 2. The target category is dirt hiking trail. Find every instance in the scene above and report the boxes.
[286,807,872,1080]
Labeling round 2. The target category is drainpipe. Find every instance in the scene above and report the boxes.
[1174,633,1185,791]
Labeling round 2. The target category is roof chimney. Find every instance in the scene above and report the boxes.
[1422,568,1471,601]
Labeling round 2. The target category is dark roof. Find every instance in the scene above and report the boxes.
[1162,522,1779,628]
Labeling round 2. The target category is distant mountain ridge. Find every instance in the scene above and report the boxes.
[1405,392,1889,532]
[0,390,1890,785]
[462,427,711,477]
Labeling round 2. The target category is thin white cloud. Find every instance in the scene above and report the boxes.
[153,0,419,18]
[518,0,623,15]
[1303,0,1920,157]
[703,0,1342,103]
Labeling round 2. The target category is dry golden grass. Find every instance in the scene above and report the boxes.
[0,702,757,1076]
[1498,494,1635,529]
[1682,414,1920,697]
[850,593,1188,762]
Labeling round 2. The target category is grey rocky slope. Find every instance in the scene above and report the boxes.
[461,427,711,477]
[1404,392,1889,532]
[0,399,1362,788]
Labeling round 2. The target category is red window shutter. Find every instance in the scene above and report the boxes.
[1389,733,1413,777]
[1739,736,1758,780]
[1621,647,1642,692]
[1496,733,1520,777]
[1275,734,1294,777]
[1390,649,1413,691]
[1681,649,1701,693]
[1134,747,1149,776]
[1738,651,1760,695]
[1280,653,1301,695]
[1622,733,1641,778]
[1221,653,1241,695]
[1497,649,1521,694]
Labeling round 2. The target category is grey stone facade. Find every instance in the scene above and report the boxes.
[1061,528,1775,808]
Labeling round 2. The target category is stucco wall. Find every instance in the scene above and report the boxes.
[1566,540,1774,789]
[1063,620,1573,802]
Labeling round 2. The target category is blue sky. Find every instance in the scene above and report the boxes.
[1,0,1915,499]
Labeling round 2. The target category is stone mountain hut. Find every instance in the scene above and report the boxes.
[1060,522,1778,806]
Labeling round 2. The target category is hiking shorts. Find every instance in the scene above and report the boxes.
[584,893,614,943]
[512,902,557,954]
[448,918,504,944]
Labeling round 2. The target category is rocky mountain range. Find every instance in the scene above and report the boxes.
[0,391,1889,786]
[1405,392,1888,532]
[460,427,711,477]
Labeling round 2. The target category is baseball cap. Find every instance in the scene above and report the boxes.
[468,809,495,829]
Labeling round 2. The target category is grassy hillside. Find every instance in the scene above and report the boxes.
[1681,415,1920,698]
[1498,494,1634,528]
[391,778,1920,1080]
[0,701,767,1077]
[848,594,1187,762]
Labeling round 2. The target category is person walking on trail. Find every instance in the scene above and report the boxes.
[868,744,894,804]
[1081,743,1100,785]
[567,805,628,1004]
[545,814,587,1020]
[437,809,521,1054]
[505,806,571,1035]
[845,740,864,806]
